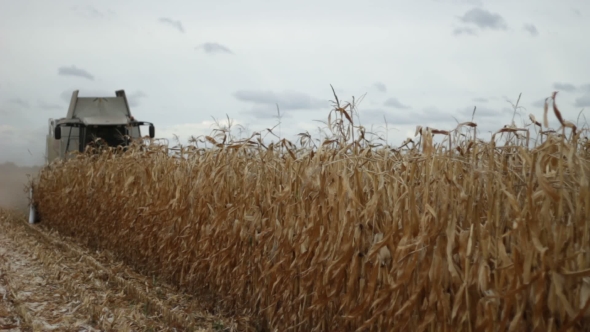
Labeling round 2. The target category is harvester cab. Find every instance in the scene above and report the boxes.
[45,89,155,164]
[31,89,156,224]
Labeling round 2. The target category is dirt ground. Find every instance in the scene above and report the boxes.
[0,209,249,331]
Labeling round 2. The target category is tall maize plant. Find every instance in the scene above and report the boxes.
[32,91,590,331]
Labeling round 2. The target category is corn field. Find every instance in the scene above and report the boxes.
[31,91,590,331]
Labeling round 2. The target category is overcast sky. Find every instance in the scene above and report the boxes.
[1,0,589,166]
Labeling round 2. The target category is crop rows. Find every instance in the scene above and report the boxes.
[31,92,590,331]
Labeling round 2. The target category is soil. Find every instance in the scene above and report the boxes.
[0,209,248,331]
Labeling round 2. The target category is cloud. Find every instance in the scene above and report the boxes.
[8,98,30,108]
[553,82,577,93]
[359,106,454,126]
[38,100,62,110]
[58,65,95,80]
[459,106,513,119]
[383,97,410,109]
[472,97,488,103]
[157,120,247,144]
[575,94,590,108]
[453,106,521,133]
[453,27,477,36]
[435,0,483,4]
[457,8,508,31]
[158,17,184,33]
[127,91,147,107]
[71,5,116,19]
[572,9,582,17]
[60,90,75,103]
[233,90,329,111]
[373,82,387,93]
[0,125,16,140]
[242,104,294,120]
[523,24,539,37]
[358,109,398,125]
[531,99,547,108]
[357,106,516,133]
[356,108,393,125]
[195,42,234,55]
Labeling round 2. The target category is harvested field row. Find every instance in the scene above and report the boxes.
[0,209,245,331]
[32,92,590,331]
[0,271,31,332]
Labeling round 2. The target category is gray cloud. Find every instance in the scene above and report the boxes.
[459,106,513,119]
[195,42,234,55]
[531,99,547,108]
[441,0,483,4]
[553,82,577,92]
[158,17,184,33]
[233,90,329,111]
[523,24,539,37]
[472,97,488,103]
[453,27,477,36]
[575,94,590,108]
[373,82,387,93]
[358,109,395,125]
[8,98,30,108]
[431,0,484,6]
[454,106,520,133]
[579,84,590,93]
[71,5,115,19]
[383,97,410,109]
[38,100,62,110]
[60,90,74,103]
[457,8,508,31]
[242,104,294,120]
[58,65,95,80]
[573,9,582,17]
[359,106,454,126]
[0,125,16,143]
[127,91,147,108]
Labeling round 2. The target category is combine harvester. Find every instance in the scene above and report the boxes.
[29,89,156,223]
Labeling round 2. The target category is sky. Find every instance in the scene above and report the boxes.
[1,0,589,166]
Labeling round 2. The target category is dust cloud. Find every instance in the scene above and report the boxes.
[0,162,41,214]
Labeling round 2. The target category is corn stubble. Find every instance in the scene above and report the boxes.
[32,91,590,331]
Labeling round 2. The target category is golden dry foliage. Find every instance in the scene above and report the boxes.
[31,92,590,331]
